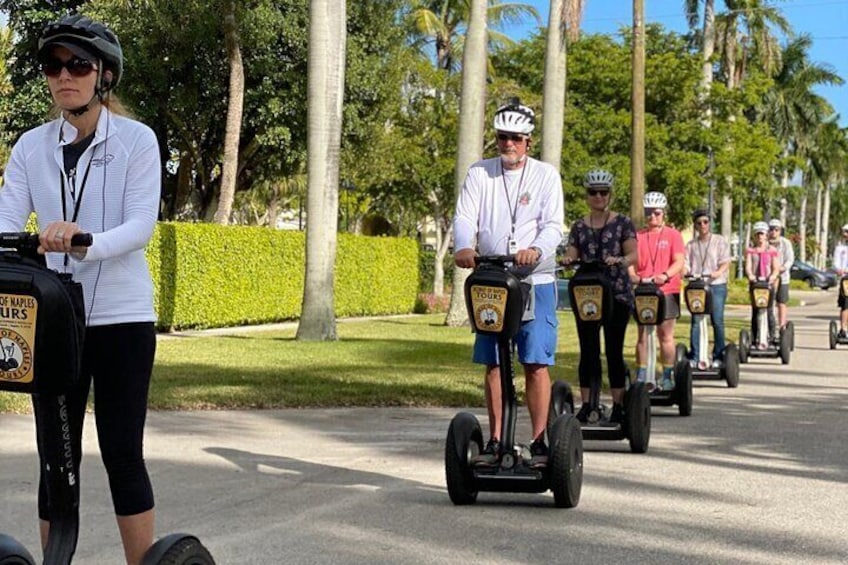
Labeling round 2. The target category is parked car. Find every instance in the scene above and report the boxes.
[790,260,838,289]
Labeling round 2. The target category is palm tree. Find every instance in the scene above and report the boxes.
[296,0,347,341]
[630,0,646,225]
[213,0,245,225]
[408,0,539,73]
[806,118,848,268]
[540,0,583,170]
[444,0,488,327]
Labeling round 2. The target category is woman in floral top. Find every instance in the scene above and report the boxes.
[562,170,638,424]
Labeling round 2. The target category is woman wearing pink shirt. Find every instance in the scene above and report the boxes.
[744,221,781,347]
[627,192,685,391]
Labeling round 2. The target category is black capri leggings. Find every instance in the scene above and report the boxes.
[34,322,156,519]
[575,299,631,389]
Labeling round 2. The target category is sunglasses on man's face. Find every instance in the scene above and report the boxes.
[646,209,664,216]
[41,57,96,78]
[496,133,526,143]
[586,189,610,197]
[695,219,710,225]
[769,227,781,231]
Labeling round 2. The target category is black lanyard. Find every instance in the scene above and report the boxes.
[647,226,664,273]
[501,160,528,245]
[59,150,95,267]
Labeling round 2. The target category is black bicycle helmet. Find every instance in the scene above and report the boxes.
[38,14,123,91]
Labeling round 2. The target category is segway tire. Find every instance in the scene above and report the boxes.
[141,533,214,565]
[675,343,688,365]
[547,380,574,439]
[723,344,740,388]
[444,412,481,505]
[624,382,651,453]
[786,321,795,351]
[829,321,838,350]
[0,534,35,565]
[548,414,583,509]
[779,331,791,365]
[739,330,750,364]
[674,361,693,417]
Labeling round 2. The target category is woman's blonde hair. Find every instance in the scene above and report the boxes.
[49,93,133,120]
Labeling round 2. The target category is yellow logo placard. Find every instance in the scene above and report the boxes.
[635,295,659,325]
[0,293,37,384]
[752,288,770,308]
[573,285,603,322]
[686,289,707,314]
[841,279,848,298]
[470,285,508,332]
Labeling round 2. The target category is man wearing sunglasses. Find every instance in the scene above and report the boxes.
[683,210,731,369]
[0,14,161,564]
[832,224,848,338]
[454,98,564,468]
[767,219,795,336]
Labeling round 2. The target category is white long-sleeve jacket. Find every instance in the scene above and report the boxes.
[453,156,564,285]
[0,108,161,326]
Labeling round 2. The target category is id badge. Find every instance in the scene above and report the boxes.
[508,239,518,255]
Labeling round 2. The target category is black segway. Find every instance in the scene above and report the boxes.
[564,260,650,453]
[829,275,848,350]
[445,255,583,508]
[633,281,693,416]
[0,233,214,565]
[738,279,789,365]
[683,275,739,388]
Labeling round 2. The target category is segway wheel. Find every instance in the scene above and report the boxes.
[674,361,693,417]
[785,321,795,351]
[624,382,651,454]
[0,534,35,565]
[723,344,740,388]
[547,380,574,438]
[444,412,481,505]
[675,343,688,365]
[548,414,583,509]
[829,321,838,350]
[738,330,750,364]
[141,533,214,565]
[779,330,791,365]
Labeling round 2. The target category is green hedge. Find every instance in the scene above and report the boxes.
[147,223,418,330]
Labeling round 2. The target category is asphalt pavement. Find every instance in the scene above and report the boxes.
[1,290,846,564]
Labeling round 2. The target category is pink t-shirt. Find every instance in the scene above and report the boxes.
[636,227,685,293]
[746,246,778,279]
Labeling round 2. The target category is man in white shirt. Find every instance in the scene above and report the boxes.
[768,219,795,333]
[454,98,564,468]
[832,223,848,338]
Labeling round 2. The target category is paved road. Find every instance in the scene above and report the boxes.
[1,291,846,564]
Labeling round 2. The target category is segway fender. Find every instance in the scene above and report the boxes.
[0,533,35,565]
[140,533,215,565]
[447,412,481,464]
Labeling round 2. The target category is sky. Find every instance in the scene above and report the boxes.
[505,0,848,126]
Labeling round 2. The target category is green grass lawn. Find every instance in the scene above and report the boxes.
[0,312,750,413]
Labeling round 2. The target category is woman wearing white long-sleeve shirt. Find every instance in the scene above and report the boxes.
[0,15,159,565]
[453,99,564,469]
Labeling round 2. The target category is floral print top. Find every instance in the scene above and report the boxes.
[567,214,637,305]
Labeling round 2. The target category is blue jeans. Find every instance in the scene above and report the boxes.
[690,283,727,361]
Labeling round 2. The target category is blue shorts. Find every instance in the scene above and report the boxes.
[472,282,558,366]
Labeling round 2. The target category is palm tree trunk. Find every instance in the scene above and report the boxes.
[445,0,488,327]
[799,180,808,263]
[630,0,646,225]
[821,182,831,268]
[541,0,566,170]
[297,0,346,341]
[814,180,822,269]
[213,0,245,225]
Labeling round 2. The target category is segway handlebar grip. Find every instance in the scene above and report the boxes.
[0,232,93,250]
[70,233,93,247]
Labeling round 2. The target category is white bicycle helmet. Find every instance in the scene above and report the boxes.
[753,221,769,234]
[493,98,535,135]
[583,169,614,188]
[841,223,848,232]
[643,192,667,209]
[768,219,782,228]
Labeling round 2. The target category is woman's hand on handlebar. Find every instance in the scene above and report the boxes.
[38,221,85,255]
[454,248,478,269]
[604,256,624,267]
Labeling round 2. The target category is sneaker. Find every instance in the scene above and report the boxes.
[660,369,674,391]
[529,438,548,468]
[609,403,625,425]
[472,438,500,467]
[839,330,847,339]
[711,359,722,369]
[576,403,591,424]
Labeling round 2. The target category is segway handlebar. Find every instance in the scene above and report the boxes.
[473,254,517,267]
[0,232,93,250]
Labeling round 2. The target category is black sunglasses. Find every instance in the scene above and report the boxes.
[496,132,526,143]
[41,57,96,78]
[695,219,710,225]
[586,189,610,197]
